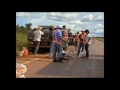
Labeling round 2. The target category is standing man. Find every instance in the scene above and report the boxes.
[50,26,57,58]
[49,24,55,58]
[77,30,85,56]
[84,29,91,58]
[52,25,66,62]
[49,24,55,45]
[73,31,79,51]
[33,25,44,55]
[62,25,69,51]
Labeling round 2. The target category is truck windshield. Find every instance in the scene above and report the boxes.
[41,28,50,38]
[27,27,51,40]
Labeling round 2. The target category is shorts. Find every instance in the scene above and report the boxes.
[62,39,69,47]
[74,41,79,47]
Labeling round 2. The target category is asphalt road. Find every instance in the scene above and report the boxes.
[16,39,104,78]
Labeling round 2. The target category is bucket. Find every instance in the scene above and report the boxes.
[24,48,28,56]
[61,50,66,57]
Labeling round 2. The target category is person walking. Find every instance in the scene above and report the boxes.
[33,26,44,55]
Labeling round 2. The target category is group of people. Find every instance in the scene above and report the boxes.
[33,24,91,62]
[73,30,91,57]
[50,25,69,62]
[33,25,69,62]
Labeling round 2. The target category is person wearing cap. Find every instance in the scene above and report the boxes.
[62,25,69,51]
[52,25,66,62]
[49,24,55,42]
[60,25,69,60]
[33,25,44,55]
[50,26,58,59]
[77,30,85,56]
[84,29,91,57]
[49,24,55,56]
[73,31,80,50]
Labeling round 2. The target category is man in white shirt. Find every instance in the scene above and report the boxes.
[84,29,91,57]
[33,26,44,55]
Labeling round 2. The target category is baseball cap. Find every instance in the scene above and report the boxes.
[54,26,59,29]
[58,25,63,28]
[51,24,54,27]
[81,30,85,32]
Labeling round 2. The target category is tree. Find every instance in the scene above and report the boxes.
[25,22,32,30]
[33,28,37,31]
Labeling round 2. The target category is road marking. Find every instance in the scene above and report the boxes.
[22,58,39,65]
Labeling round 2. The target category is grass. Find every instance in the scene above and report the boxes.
[16,32,30,52]
[96,37,104,42]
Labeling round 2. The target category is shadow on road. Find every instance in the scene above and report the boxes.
[38,48,50,54]
[89,54,104,57]
[34,57,104,78]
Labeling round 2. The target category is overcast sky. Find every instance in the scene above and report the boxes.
[16,12,104,37]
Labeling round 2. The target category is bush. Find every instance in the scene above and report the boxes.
[16,32,29,52]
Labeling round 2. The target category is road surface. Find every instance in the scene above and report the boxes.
[16,39,104,78]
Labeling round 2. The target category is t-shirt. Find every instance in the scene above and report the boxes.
[74,34,79,41]
[33,30,44,41]
[53,29,62,44]
[85,34,91,44]
[62,29,68,39]
[79,34,86,43]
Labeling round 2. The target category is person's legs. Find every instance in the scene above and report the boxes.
[62,47,66,52]
[81,43,85,52]
[77,41,79,50]
[66,39,69,50]
[34,41,40,55]
[53,43,57,62]
[77,42,82,56]
[75,41,78,50]
[50,41,54,58]
[57,44,63,62]
[85,44,89,57]
[64,41,68,51]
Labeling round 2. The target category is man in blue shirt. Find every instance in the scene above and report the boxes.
[53,25,66,62]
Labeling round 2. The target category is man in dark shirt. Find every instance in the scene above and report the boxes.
[49,24,55,45]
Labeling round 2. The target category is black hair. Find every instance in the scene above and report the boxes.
[85,29,89,33]
[63,25,66,27]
